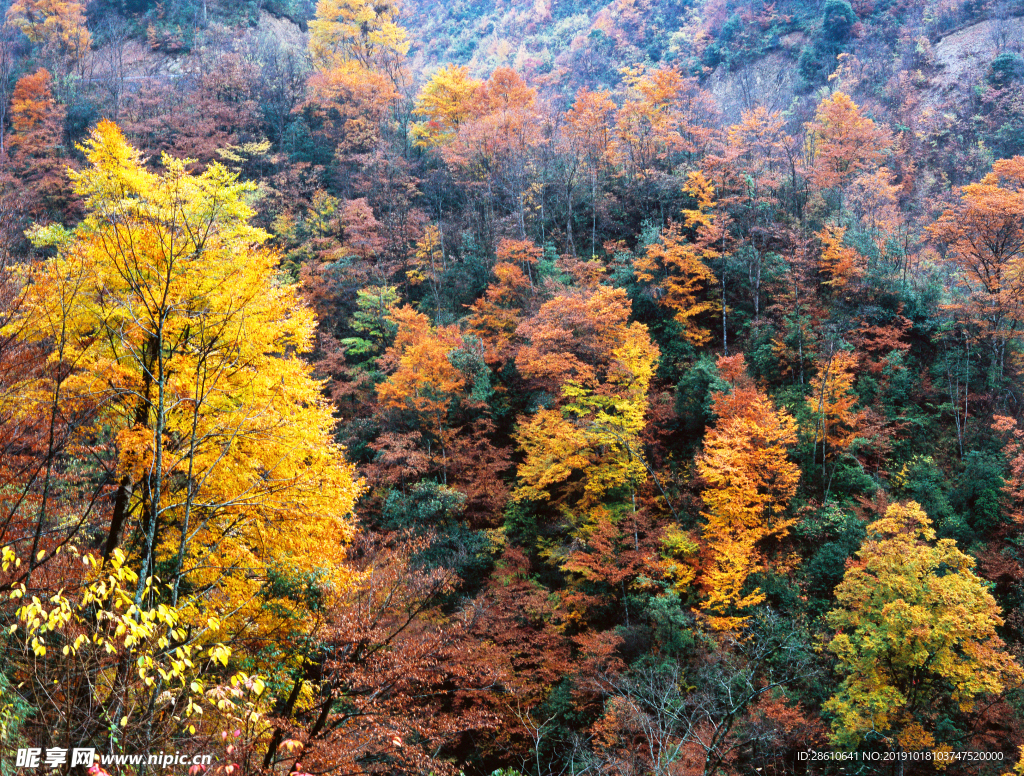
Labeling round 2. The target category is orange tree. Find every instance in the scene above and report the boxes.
[805,91,889,212]
[805,347,862,500]
[695,355,800,631]
[6,69,68,219]
[929,156,1024,383]
[634,172,719,347]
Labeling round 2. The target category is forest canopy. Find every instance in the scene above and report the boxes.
[2,0,1024,774]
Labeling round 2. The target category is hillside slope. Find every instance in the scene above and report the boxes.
[4,0,1024,774]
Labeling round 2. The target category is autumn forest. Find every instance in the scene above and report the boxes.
[1,0,1024,773]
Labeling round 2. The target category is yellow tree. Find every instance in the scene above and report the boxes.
[513,311,659,625]
[306,0,410,140]
[5,0,89,80]
[825,501,1023,756]
[696,355,799,631]
[13,121,363,675]
[513,286,660,523]
[308,0,409,82]
[411,64,483,149]
[514,322,658,513]
[406,224,446,317]
[1,546,243,755]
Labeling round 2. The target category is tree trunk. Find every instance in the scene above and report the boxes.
[721,272,728,356]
